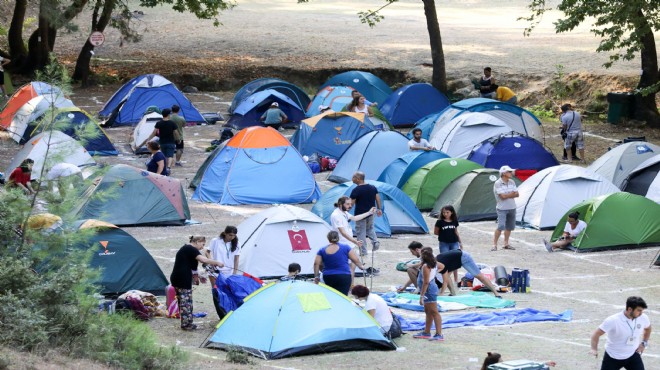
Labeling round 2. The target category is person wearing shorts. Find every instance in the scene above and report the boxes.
[561,103,585,163]
[170,104,187,167]
[435,249,502,298]
[492,165,518,251]
[138,108,180,170]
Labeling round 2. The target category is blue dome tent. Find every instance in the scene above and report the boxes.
[99,74,205,126]
[204,280,395,359]
[328,130,409,183]
[380,83,450,127]
[290,111,377,159]
[306,85,355,117]
[319,71,392,105]
[226,89,305,129]
[230,78,310,115]
[312,180,428,237]
[377,150,450,188]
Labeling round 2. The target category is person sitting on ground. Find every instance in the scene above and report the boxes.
[347,95,374,117]
[481,352,556,370]
[408,128,435,151]
[351,285,393,333]
[543,211,587,252]
[436,249,502,297]
[397,241,423,293]
[479,67,497,98]
[260,102,288,131]
[7,158,35,195]
[495,86,517,105]
[280,263,302,281]
[145,141,167,176]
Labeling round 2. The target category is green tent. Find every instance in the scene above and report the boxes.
[550,192,660,252]
[402,158,482,211]
[431,169,521,221]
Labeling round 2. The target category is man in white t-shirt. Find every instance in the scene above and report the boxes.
[590,296,652,370]
[543,211,587,252]
[492,165,518,251]
[351,285,393,333]
[408,128,435,151]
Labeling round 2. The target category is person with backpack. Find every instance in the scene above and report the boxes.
[560,103,585,163]
[170,236,224,331]
[351,285,393,333]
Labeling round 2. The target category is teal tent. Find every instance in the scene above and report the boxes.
[204,280,395,359]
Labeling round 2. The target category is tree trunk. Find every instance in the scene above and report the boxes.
[7,0,29,71]
[634,12,660,128]
[422,0,447,93]
[73,0,116,85]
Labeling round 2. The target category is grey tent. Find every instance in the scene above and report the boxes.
[622,154,660,203]
[587,141,659,189]
[430,169,521,221]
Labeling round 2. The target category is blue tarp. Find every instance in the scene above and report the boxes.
[398,308,573,331]
[379,83,450,127]
[213,273,262,314]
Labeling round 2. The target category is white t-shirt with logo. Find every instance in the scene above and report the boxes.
[564,220,587,237]
[365,294,393,332]
[207,237,241,275]
[330,208,352,246]
[600,311,651,360]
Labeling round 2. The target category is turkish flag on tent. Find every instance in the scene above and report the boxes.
[288,230,311,251]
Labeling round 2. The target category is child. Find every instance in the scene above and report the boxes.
[280,263,302,281]
[413,246,444,341]
[434,205,462,283]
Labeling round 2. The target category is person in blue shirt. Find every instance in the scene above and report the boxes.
[260,102,288,130]
[314,231,366,295]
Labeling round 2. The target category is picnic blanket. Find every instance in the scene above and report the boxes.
[398,308,572,331]
[381,291,515,312]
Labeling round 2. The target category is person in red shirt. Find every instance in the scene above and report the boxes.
[8,158,35,195]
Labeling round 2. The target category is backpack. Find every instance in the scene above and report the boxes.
[388,312,403,339]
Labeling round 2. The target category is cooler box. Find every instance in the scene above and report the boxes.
[488,359,547,370]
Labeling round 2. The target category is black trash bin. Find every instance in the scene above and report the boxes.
[607,92,635,124]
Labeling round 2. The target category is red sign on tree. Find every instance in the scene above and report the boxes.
[89,31,105,47]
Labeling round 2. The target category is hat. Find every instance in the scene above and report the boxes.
[271,102,279,107]
[499,165,515,174]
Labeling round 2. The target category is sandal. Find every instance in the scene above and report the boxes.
[503,245,516,250]
[490,246,498,251]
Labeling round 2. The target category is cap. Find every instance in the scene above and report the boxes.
[318,105,329,111]
[271,102,279,107]
[499,165,515,174]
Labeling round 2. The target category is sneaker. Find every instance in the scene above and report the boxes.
[561,156,568,161]
[429,334,445,341]
[372,241,380,251]
[181,324,198,331]
[543,238,553,253]
[413,332,432,339]
[573,156,581,161]
[175,162,183,167]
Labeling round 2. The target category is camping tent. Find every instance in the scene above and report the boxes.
[429,112,515,159]
[192,126,321,205]
[204,280,395,359]
[230,78,310,115]
[14,105,118,156]
[468,134,559,180]
[0,82,63,129]
[379,83,450,127]
[99,74,205,126]
[588,141,659,189]
[5,131,96,181]
[319,71,392,105]
[312,180,428,237]
[402,158,483,211]
[131,111,163,154]
[237,205,333,279]
[226,89,305,129]
[549,193,660,252]
[412,98,543,141]
[516,165,620,230]
[306,85,355,117]
[377,150,449,188]
[431,169,522,221]
[189,140,229,189]
[7,94,75,143]
[328,130,409,183]
[622,154,660,203]
[290,111,377,159]
[76,219,168,295]
[73,164,190,226]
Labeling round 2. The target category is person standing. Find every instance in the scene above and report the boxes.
[330,196,375,285]
[434,205,462,282]
[0,56,10,98]
[492,165,518,251]
[408,128,435,151]
[413,246,444,341]
[561,103,585,163]
[590,296,652,370]
[479,67,497,98]
[138,108,180,170]
[350,171,382,256]
[170,104,187,167]
[170,236,223,331]
[313,231,366,295]
[260,102,287,131]
[205,226,240,286]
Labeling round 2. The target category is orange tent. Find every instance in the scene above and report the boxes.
[0,82,63,129]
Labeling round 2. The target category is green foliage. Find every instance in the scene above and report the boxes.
[225,345,251,365]
[139,0,237,26]
[528,105,556,119]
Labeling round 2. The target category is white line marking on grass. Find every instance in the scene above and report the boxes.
[266,366,303,370]
[190,351,222,360]
[532,288,660,315]
[584,132,620,142]
[533,274,611,280]
[152,255,175,262]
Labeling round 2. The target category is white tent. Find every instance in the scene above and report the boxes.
[588,141,659,189]
[237,205,332,279]
[516,165,620,230]
[131,112,162,154]
[8,95,75,143]
[429,112,513,159]
[5,131,95,180]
